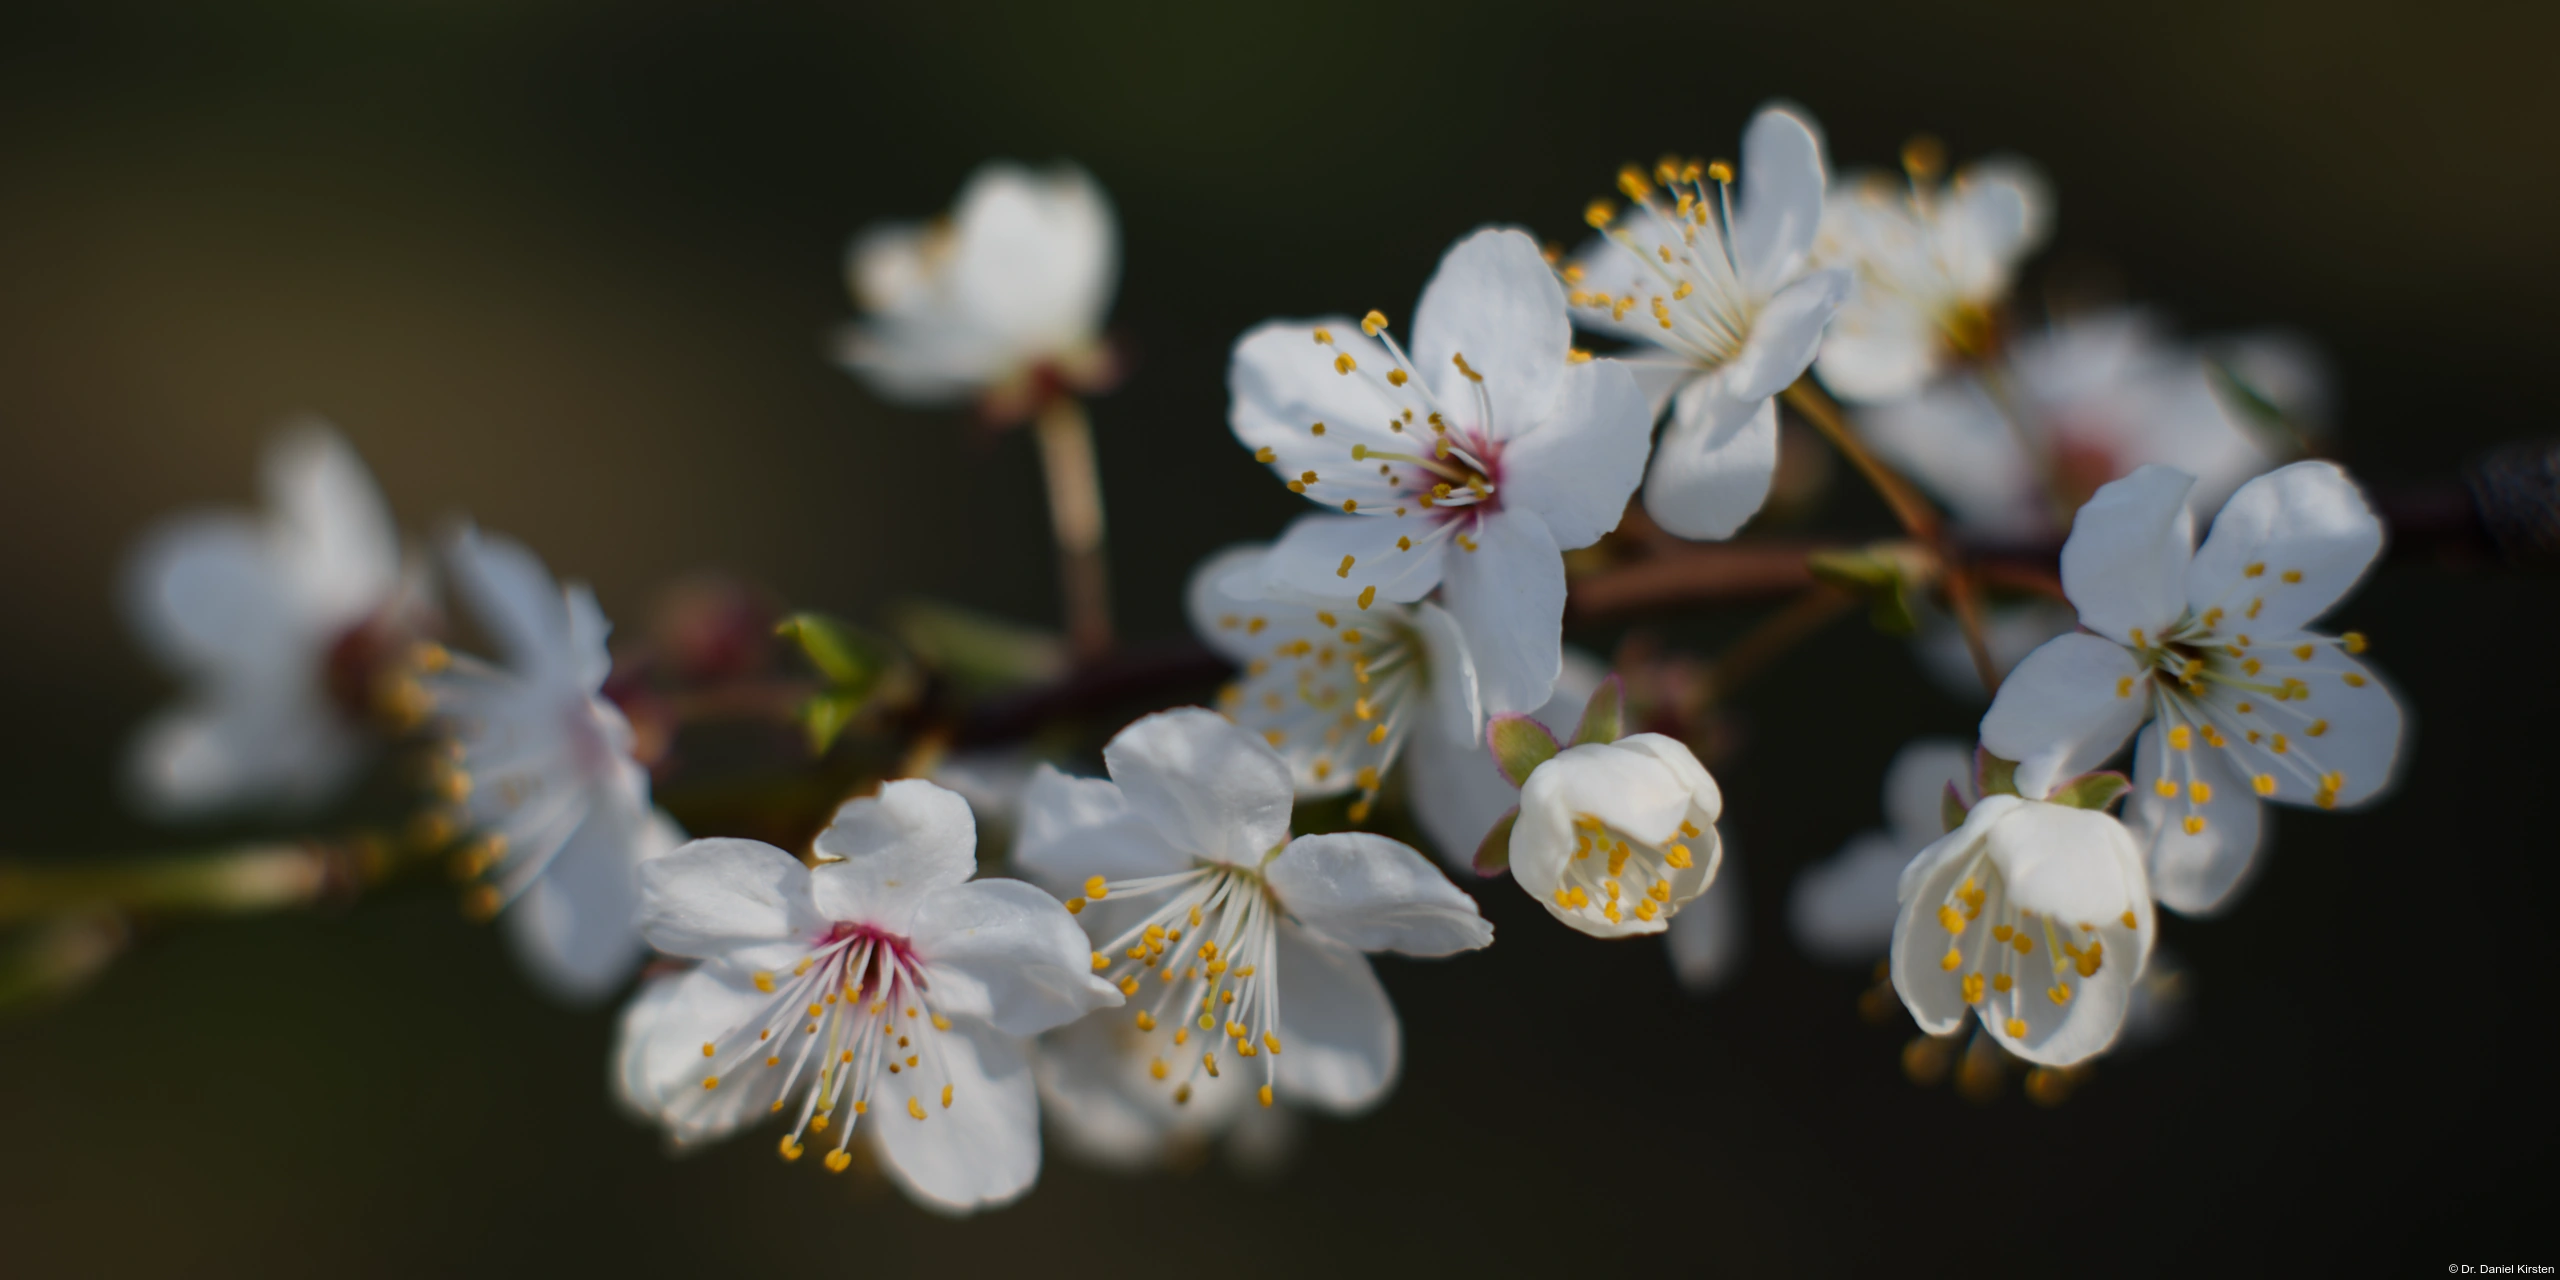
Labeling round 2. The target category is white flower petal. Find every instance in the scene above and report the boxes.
[1734,104,1830,291]
[1813,303,1941,405]
[2060,465,2197,645]
[124,697,358,819]
[1944,160,2051,292]
[443,524,587,683]
[1720,268,1849,403]
[1271,922,1399,1114]
[621,965,787,1143]
[1229,319,1411,480]
[948,162,1118,351]
[2126,722,2265,917]
[1265,832,1492,957]
[1406,649,1601,870]
[1494,357,1651,550]
[503,800,667,1004]
[1412,601,1487,749]
[1983,802,2146,925]
[1888,821,1990,1036]
[1011,764,1190,894]
[2198,649,2403,810]
[1185,544,1278,664]
[262,422,401,621]
[1980,633,2152,800]
[870,1018,1043,1215]
[122,513,299,678]
[1643,388,1778,541]
[1410,227,1569,431]
[808,780,980,930]
[1101,709,1295,866]
[2185,460,2383,636]
[639,837,819,959]
[912,879,1122,1037]
[1261,511,1446,606]
[1438,509,1566,715]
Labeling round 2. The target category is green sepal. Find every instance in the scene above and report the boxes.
[775,613,890,694]
[1487,714,1561,789]
[2047,771,2132,813]
[1806,544,1921,636]
[1941,782,1970,834]
[891,601,1067,693]
[1975,748,2021,799]
[1569,675,1624,747]
[796,690,865,757]
[1472,806,1519,876]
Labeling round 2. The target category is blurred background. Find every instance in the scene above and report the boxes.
[2,0,2554,1273]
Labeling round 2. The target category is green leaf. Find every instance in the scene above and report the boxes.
[2047,771,2131,812]
[1976,749,2021,799]
[1569,675,1624,746]
[776,613,890,694]
[1487,714,1561,788]
[1807,544,1923,636]
[796,691,866,757]
[1941,782,1970,834]
[891,601,1068,693]
[1472,806,1519,875]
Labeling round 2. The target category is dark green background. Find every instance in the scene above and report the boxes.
[1,1,2553,1274]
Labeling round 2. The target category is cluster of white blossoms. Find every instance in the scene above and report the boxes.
[106,102,2413,1214]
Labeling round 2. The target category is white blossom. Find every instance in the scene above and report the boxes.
[1229,227,1653,716]
[1890,794,2155,1067]
[1406,650,1604,873]
[1810,154,2049,404]
[836,160,1118,420]
[1566,105,1851,540]
[616,781,1116,1214]
[121,424,426,817]
[1510,733,1724,938]
[1188,544,1480,825]
[1014,709,1492,1117]
[426,525,665,1002]
[1032,1009,1302,1177]
[1981,462,2404,916]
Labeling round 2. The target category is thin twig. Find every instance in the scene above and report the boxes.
[1034,397,1114,662]
[1565,540,1830,624]
[1781,379,1942,541]
[1940,563,2003,695]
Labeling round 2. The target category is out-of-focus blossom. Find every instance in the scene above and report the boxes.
[1230,228,1652,716]
[1188,544,1480,825]
[1891,794,2154,1067]
[1567,105,1851,540]
[1982,462,2403,916]
[1034,1007,1302,1177]
[1408,650,1604,873]
[122,424,428,817]
[616,782,1116,1214]
[426,526,664,1003]
[1511,733,1724,938]
[1014,710,1492,1117]
[1811,152,2049,404]
[1664,831,1747,992]
[1857,311,2303,545]
[836,161,1118,423]
[1789,738,1973,963]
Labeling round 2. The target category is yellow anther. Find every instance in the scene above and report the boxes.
[2012,933,2032,955]
[1704,159,1734,183]
[1567,348,1592,363]
[1264,729,1285,747]
[1940,948,1962,972]
[1961,973,1984,1003]
[1993,973,2014,993]
[2343,631,2368,654]
[907,1097,927,1121]
[1258,1084,1275,1108]
[1992,923,2013,942]
[1312,328,1332,344]
[2154,778,2178,798]
[1334,353,1356,375]
[1065,897,1086,914]
[1938,904,1967,933]
[2116,676,2134,698]
[1203,1052,1220,1078]
[2183,815,2207,835]
[2244,562,2265,578]
[1091,952,1108,970]
[702,1075,721,1091]
[1337,555,1355,579]
[2253,774,2277,796]
[809,1113,829,1133]
[1585,199,1616,228]
[2343,672,2368,687]
[823,1148,852,1173]
[2076,942,2104,978]
[2168,725,2192,750]
[1254,446,1276,464]
[778,1136,802,1161]
[751,971,775,993]
[2281,569,2303,583]
[2049,983,2072,1005]
[2005,1017,2028,1038]
[2203,725,2227,747]
[2242,658,2262,676]
[1174,1085,1192,1105]
[1361,309,1389,336]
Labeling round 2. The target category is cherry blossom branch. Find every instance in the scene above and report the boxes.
[1034,397,1115,662]
[1780,379,1943,542]
[0,840,366,924]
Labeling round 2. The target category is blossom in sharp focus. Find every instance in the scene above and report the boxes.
[1856,310,2304,544]
[616,781,1117,1214]
[1228,227,1653,716]
[1810,150,2049,404]
[1788,737,1974,964]
[1189,544,1480,825]
[121,423,428,817]
[1566,105,1852,541]
[835,160,1118,422]
[1511,733,1725,938]
[1981,462,2404,916]
[1014,709,1493,1116]
[425,525,664,1002]
[1891,794,2155,1067]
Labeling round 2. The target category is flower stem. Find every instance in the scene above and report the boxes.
[1033,397,1114,663]
[1780,379,1941,541]
[1940,561,2004,695]
[0,842,355,924]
